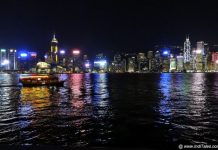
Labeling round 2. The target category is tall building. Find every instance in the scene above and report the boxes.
[127,56,136,72]
[147,51,153,71]
[50,33,59,64]
[110,54,125,73]
[8,49,17,70]
[162,49,170,72]
[194,41,204,71]
[176,55,184,72]
[153,51,162,72]
[197,41,205,55]
[137,53,147,72]
[0,49,8,70]
[17,51,38,71]
[212,52,218,71]
[147,51,153,59]
[183,35,191,63]
[169,56,176,72]
[93,53,108,73]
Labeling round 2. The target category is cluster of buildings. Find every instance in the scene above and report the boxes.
[110,36,218,73]
[1,34,218,73]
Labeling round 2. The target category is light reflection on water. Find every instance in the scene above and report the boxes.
[0,73,218,149]
[157,73,218,146]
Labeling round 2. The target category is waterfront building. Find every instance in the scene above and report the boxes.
[197,41,205,55]
[203,43,209,71]
[84,60,92,73]
[147,51,154,71]
[114,53,122,62]
[110,54,125,73]
[176,55,184,72]
[28,52,38,72]
[207,51,213,71]
[69,49,82,73]
[59,49,67,67]
[8,49,17,70]
[137,53,147,72]
[184,36,191,63]
[17,52,29,71]
[36,62,51,73]
[127,56,136,72]
[183,36,191,70]
[93,53,108,73]
[83,55,92,72]
[169,55,176,72]
[161,48,170,72]
[17,51,38,72]
[212,52,218,71]
[195,41,204,72]
[51,33,59,64]
[147,51,153,59]
[153,51,162,72]
[46,33,59,64]
[192,48,197,71]
[83,55,88,61]
[0,49,8,70]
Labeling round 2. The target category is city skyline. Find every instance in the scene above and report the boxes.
[1,1,218,149]
[1,0,218,54]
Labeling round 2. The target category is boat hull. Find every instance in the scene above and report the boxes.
[19,75,65,87]
[20,80,65,87]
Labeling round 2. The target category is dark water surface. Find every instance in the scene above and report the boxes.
[0,73,218,149]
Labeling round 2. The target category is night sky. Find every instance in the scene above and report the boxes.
[0,0,218,56]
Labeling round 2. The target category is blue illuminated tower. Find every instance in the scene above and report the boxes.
[183,35,191,63]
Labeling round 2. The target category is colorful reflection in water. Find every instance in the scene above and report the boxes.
[157,73,218,146]
[92,74,110,117]
[158,73,173,125]
[1,73,218,149]
[20,87,51,111]
[69,74,84,109]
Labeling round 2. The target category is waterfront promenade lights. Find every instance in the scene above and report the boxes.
[72,49,80,73]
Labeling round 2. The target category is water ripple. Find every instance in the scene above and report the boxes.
[0,73,218,148]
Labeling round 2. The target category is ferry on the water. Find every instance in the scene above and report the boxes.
[19,74,65,86]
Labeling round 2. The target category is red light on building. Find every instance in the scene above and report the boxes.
[212,52,218,62]
[29,52,37,57]
[73,50,80,55]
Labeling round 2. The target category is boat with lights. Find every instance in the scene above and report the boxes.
[19,74,65,86]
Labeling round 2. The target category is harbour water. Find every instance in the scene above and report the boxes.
[0,73,218,149]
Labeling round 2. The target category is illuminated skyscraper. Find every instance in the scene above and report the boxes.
[176,55,184,72]
[127,56,136,72]
[197,41,204,55]
[183,35,191,63]
[169,56,176,72]
[0,49,8,70]
[137,53,147,72]
[193,41,205,72]
[50,33,59,64]
[8,49,17,70]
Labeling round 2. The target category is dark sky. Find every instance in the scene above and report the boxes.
[0,0,218,55]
